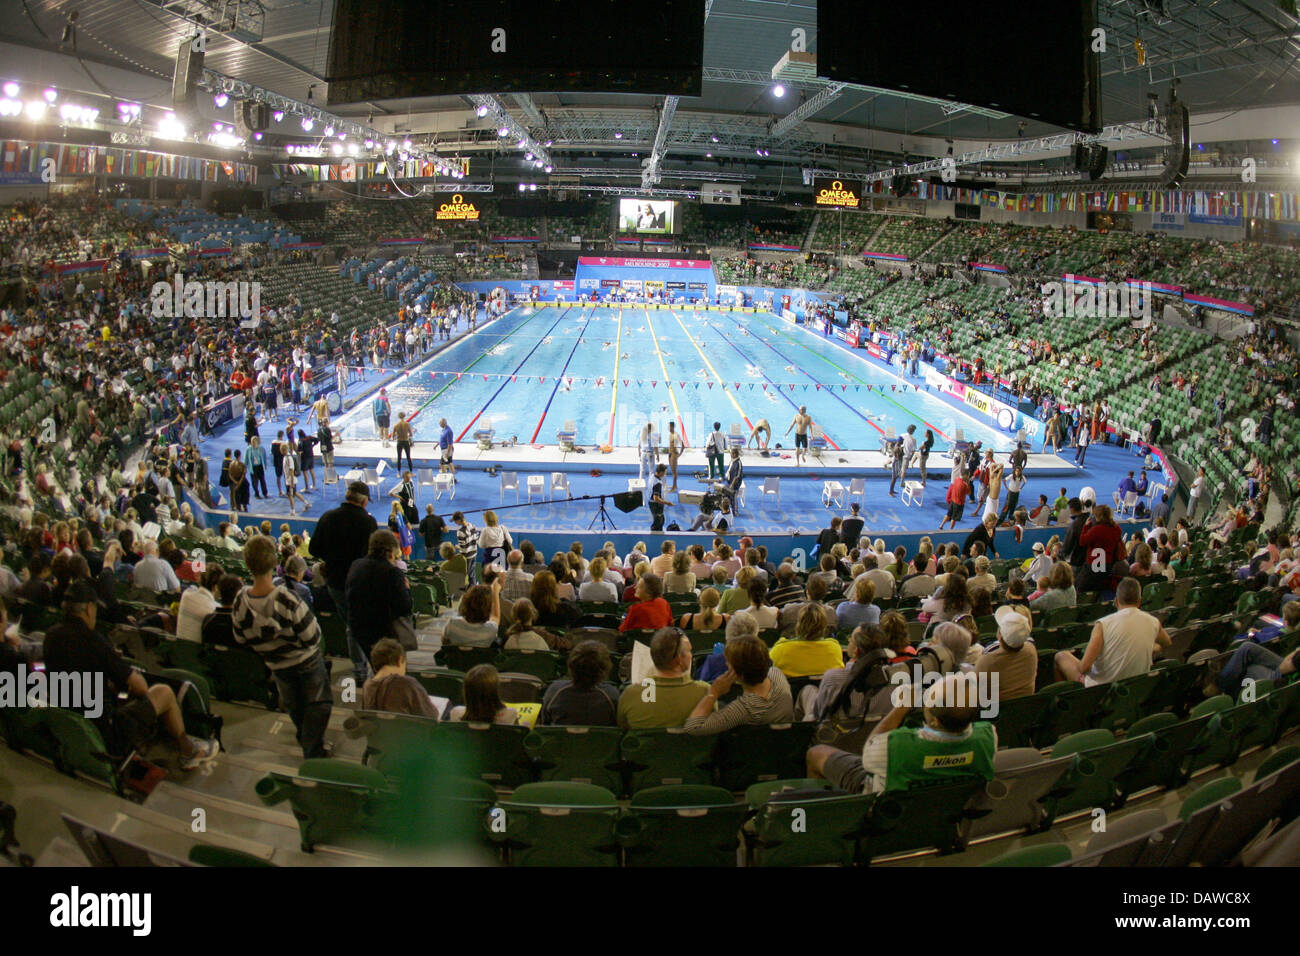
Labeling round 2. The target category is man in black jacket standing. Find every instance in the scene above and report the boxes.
[345,530,412,665]
[309,481,378,684]
[1061,497,1087,568]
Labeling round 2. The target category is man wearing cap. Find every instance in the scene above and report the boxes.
[310,481,379,683]
[975,605,1038,701]
[1023,540,1052,585]
[43,581,219,770]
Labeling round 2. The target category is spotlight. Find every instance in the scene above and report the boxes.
[525,152,533,161]
[253,132,263,141]
[614,132,623,139]
[214,93,228,108]
[773,84,785,98]
[711,135,719,143]
[544,140,552,147]
[528,183,536,191]
[364,138,374,149]
[24,100,46,119]
[157,113,186,139]
[272,110,284,122]
[301,117,314,131]
[544,164,552,173]
[517,138,527,148]
[498,126,509,136]
[534,160,542,167]
[323,125,335,137]
[331,143,342,156]
[285,144,294,153]
[1273,139,1280,145]
[338,131,346,141]
[518,183,526,191]
[385,140,396,152]
[2,83,18,98]
[706,152,712,158]
[43,88,57,103]
[475,105,489,118]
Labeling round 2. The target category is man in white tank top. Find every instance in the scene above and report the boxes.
[1054,577,1171,686]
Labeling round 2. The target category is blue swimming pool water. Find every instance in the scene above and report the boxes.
[332,305,1014,452]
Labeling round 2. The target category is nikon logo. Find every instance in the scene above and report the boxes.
[150,278,261,319]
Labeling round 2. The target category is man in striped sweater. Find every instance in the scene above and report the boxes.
[233,534,333,759]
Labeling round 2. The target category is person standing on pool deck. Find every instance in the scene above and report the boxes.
[748,419,771,450]
[918,429,934,486]
[901,425,918,484]
[638,422,658,483]
[393,413,414,473]
[786,406,812,466]
[373,388,391,446]
[666,421,683,493]
[705,421,727,480]
[439,418,455,474]
[649,464,670,532]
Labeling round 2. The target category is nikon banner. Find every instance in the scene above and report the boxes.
[812,177,862,209]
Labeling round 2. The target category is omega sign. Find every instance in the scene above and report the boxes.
[436,194,480,221]
[813,177,861,208]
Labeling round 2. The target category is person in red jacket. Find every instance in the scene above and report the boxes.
[619,573,673,632]
[1079,504,1125,594]
[938,471,972,531]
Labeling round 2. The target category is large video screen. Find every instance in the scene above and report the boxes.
[817,0,1101,132]
[327,0,705,101]
[617,198,677,235]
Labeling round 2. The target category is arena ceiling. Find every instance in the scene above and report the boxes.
[1,0,1299,186]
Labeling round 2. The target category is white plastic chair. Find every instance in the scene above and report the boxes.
[550,472,570,501]
[418,468,436,488]
[901,480,925,508]
[433,472,455,501]
[848,477,866,503]
[1116,490,1139,518]
[526,475,546,503]
[760,476,781,505]
[363,466,381,499]
[821,481,845,509]
[500,471,519,503]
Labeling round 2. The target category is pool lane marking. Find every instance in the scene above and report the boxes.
[455,306,573,442]
[530,308,597,443]
[703,317,845,450]
[607,308,624,447]
[665,308,753,433]
[407,307,547,426]
[752,312,952,441]
[642,307,691,448]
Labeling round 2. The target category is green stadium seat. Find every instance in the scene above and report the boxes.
[860,777,985,861]
[1178,776,1243,821]
[256,758,393,852]
[616,785,747,867]
[492,782,621,867]
[620,728,717,794]
[1048,729,1152,815]
[712,723,818,792]
[981,843,1072,867]
[524,725,625,793]
[747,787,874,867]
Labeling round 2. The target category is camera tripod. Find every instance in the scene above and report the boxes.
[588,494,617,531]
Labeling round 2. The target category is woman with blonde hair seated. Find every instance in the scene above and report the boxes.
[680,586,727,632]
[771,603,846,678]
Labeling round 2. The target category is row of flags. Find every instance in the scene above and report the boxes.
[909,180,1291,220]
[1,140,256,183]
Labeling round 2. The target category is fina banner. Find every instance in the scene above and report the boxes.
[702,183,741,206]
[1152,212,1185,231]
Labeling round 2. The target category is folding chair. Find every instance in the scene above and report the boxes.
[821,480,846,508]
[418,468,436,489]
[500,471,519,503]
[760,476,780,506]
[363,466,381,499]
[550,472,571,501]
[526,474,546,503]
[433,472,455,501]
[847,478,866,504]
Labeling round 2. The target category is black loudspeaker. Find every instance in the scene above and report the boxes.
[612,491,643,513]
[234,102,270,138]
[1159,103,1190,190]
[1087,145,1108,182]
[172,36,204,111]
[1073,143,1089,171]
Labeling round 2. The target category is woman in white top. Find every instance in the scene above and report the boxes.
[283,447,304,515]
[734,578,780,630]
[176,567,222,642]
[478,510,512,572]
[637,423,658,482]
[663,549,698,595]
